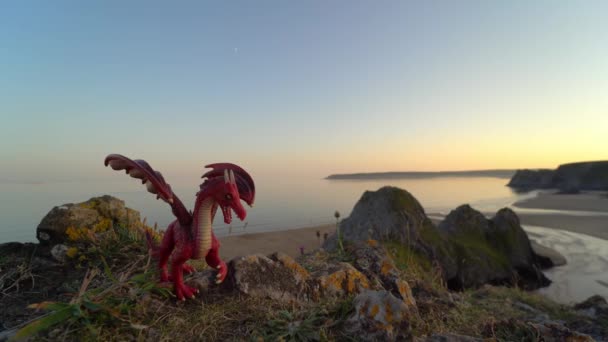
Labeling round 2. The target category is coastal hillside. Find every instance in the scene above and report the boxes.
[326,170,516,180]
[508,161,608,191]
[1,192,606,341]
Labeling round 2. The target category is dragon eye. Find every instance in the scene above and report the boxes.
[225,194,233,200]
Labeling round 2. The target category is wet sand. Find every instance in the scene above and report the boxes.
[514,191,608,212]
[517,213,608,240]
[513,191,608,240]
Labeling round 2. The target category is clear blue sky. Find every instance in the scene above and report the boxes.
[2,1,607,182]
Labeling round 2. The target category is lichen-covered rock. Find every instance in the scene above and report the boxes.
[308,262,370,300]
[323,186,434,251]
[36,195,141,245]
[346,290,414,341]
[225,253,310,302]
[350,241,416,307]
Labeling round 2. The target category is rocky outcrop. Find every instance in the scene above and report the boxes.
[323,186,435,253]
[36,195,141,245]
[323,186,552,291]
[438,205,550,290]
[508,161,608,191]
[507,169,555,189]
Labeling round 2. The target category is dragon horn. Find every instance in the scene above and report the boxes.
[229,170,236,185]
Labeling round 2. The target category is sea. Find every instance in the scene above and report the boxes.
[1,176,607,303]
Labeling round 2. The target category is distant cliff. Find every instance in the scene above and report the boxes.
[326,169,516,180]
[508,161,608,191]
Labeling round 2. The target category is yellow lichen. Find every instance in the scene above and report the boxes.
[380,259,394,275]
[66,225,98,242]
[92,218,112,233]
[370,304,380,317]
[66,247,79,258]
[319,268,369,295]
[385,300,394,323]
[274,254,310,280]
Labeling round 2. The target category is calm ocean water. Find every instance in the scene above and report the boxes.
[2,176,607,303]
[2,176,526,243]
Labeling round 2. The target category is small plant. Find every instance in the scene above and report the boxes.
[334,210,344,254]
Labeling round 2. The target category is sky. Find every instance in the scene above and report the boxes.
[1,0,607,183]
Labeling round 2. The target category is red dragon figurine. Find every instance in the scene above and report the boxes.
[104,154,255,301]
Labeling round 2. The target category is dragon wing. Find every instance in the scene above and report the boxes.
[104,154,192,226]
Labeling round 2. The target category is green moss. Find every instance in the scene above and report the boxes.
[449,231,510,270]
[390,188,423,214]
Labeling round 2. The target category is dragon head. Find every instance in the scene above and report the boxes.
[200,163,256,224]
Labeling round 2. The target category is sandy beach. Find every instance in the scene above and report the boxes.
[514,191,608,212]
[219,223,335,260]
[513,191,608,240]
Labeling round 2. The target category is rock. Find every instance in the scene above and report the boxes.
[345,290,414,341]
[308,262,370,300]
[574,295,608,319]
[36,195,141,245]
[557,183,581,194]
[438,205,550,290]
[323,186,434,252]
[189,269,218,294]
[50,244,69,263]
[225,253,310,302]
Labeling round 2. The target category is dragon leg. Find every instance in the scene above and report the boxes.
[158,223,176,282]
[205,232,227,284]
[171,255,199,301]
